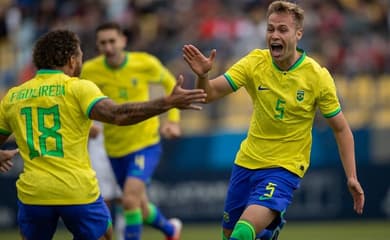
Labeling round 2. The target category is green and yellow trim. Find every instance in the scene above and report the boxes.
[36,69,63,75]
[0,128,11,135]
[104,52,128,70]
[86,96,108,117]
[323,107,341,118]
[224,73,239,91]
[272,48,306,72]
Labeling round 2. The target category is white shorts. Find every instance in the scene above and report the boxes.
[88,132,122,200]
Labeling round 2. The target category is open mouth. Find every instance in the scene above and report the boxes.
[270,43,283,56]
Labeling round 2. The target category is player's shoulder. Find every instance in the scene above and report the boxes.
[303,54,322,68]
[1,84,20,102]
[67,77,97,87]
[129,51,155,58]
[83,55,105,69]
[238,48,270,66]
[129,51,161,64]
[62,77,97,96]
[4,75,40,98]
[246,48,269,58]
[302,53,331,77]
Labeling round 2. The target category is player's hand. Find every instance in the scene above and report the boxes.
[0,149,19,173]
[160,121,181,139]
[183,44,216,78]
[347,177,365,214]
[167,75,206,110]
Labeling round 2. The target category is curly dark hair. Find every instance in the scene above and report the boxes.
[33,29,80,69]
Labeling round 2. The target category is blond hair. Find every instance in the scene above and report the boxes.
[267,1,304,29]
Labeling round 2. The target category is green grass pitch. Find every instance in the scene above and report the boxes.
[0,220,388,239]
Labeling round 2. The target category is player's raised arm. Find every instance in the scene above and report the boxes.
[90,75,206,125]
[183,44,233,102]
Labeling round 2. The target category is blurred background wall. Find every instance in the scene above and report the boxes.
[0,0,389,227]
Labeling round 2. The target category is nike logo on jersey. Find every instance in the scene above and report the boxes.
[258,85,270,91]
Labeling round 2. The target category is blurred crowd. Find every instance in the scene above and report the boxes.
[0,0,389,132]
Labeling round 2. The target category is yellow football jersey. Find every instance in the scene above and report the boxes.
[224,49,341,177]
[0,69,107,205]
[81,52,180,157]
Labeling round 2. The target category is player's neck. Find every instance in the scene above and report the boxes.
[274,50,301,71]
[53,66,72,76]
[106,52,126,69]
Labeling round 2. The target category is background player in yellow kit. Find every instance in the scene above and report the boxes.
[81,22,183,240]
[183,1,364,240]
[0,29,205,240]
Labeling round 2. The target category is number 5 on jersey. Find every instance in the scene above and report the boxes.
[275,98,286,119]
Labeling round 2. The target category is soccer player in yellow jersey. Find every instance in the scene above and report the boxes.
[183,1,365,240]
[0,30,206,240]
[81,22,183,240]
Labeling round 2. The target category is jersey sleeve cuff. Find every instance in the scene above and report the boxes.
[323,107,341,118]
[87,96,108,117]
[224,73,239,91]
[0,128,11,135]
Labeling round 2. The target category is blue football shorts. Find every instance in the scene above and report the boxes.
[109,143,162,188]
[17,195,112,240]
[222,164,301,230]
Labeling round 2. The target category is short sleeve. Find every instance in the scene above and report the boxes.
[70,79,108,117]
[318,68,341,118]
[145,54,166,83]
[224,50,259,91]
[0,96,12,135]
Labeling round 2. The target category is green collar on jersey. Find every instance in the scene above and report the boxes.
[272,48,306,72]
[36,69,63,75]
[104,52,128,70]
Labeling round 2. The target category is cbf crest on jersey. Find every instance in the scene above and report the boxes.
[131,78,138,87]
[296,90,304,102]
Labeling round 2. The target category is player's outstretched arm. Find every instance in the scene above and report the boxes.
[90,75,206,125]
[183,44,233,102]
[327,112,365,214]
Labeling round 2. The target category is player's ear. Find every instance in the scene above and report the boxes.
[120,33,127,48]
[296,28,303,41]
[69,55,77,69]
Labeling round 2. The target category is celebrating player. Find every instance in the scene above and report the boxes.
[0,29,205,240]
[183,1,364,240]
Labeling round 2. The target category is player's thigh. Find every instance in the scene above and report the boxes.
[17,200,58,240]
[109,144,162,188]
[60,196,112,240]
[123,177,146,197]
[248,168,300,213]
[222,165,253,230]
[128,143,162,183]
[98,225,113,240]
